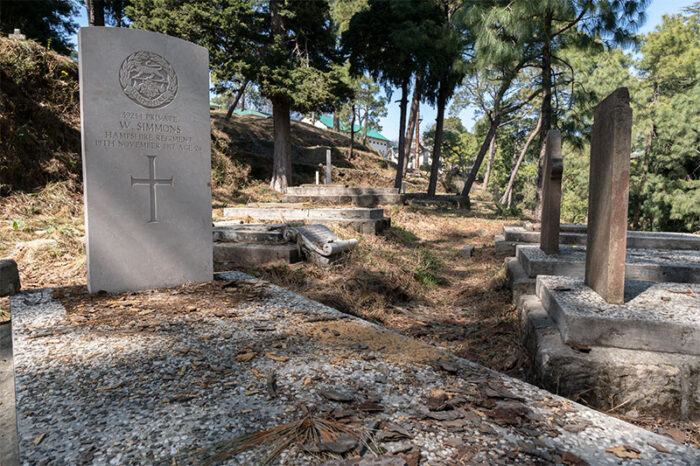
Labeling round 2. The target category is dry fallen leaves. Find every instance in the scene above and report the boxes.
[265,353,289,362]
[33,433,46,446]
[605,445,642,459]
[234,351,256,362]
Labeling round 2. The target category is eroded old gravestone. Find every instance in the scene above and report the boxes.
[79,27,212,293]
[584,88,632,304]
[539,130,563,255]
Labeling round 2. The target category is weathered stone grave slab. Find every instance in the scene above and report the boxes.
[222,204,390,234]
[212,222,286,243]
[539,130,563,255]
[498,225,700,256]
[519,294,700,419]
[537,275,700,355]
[8,279,699,463]
[214,243,301,270]
[79,27,212,293]
[517,245,700,283]
[505,226,700,250]
[283,186,402,207]
[585,87,632,303]
[212,223,299,270]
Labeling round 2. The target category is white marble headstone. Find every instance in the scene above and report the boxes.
[79,27,213,293]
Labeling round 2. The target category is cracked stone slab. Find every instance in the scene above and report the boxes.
[8,275,700,464]
[537,275,700,355]
[517,245,700,283]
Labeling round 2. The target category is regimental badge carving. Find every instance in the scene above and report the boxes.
[119,51,178,108]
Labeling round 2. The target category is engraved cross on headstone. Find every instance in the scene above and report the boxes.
[130,155,173,223]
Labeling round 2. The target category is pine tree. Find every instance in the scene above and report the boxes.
[342,0,444,189]
[423,1,471,196]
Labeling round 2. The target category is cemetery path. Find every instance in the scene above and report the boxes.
[9,272,699,464]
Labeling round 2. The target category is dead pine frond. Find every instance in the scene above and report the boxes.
[156,405,380,465]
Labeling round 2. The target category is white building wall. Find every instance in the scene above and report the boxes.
[367,137,391,157]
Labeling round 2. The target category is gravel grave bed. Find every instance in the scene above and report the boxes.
[10,271,700,465]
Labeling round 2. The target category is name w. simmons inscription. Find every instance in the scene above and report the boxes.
[119,51,177,108]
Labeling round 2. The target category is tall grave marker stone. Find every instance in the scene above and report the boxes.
[79,27,213,293]
[584,88,632,304]
[540,130,563,255]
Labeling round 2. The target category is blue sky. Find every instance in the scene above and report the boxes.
[71,0,695,139]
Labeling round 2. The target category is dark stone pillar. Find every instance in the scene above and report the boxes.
[584,88,632,304]
[540,130,563,255]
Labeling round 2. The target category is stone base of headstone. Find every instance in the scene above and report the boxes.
[516,245,700,284]
[536,275,700,355]
[518,278,700,419]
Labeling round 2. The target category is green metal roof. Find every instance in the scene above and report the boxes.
[315,115,390,142]
[233,109,271,118]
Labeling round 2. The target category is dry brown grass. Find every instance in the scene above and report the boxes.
[246,196,525,376]
[0,180,85,289]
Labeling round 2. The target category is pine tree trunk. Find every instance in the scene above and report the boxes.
[349,104,356,160]
[333,114,340,131]
[460,117,500,199]
[427,86,447,196]
[86,0,105,26]
[404,74,422,174]
[225,80,249,119]
[500,113,542,206]
[393,80,409,189]
[270,97,292,192]
[481,133,497,190]
[533,12,553,220]
[115,0,122,26]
